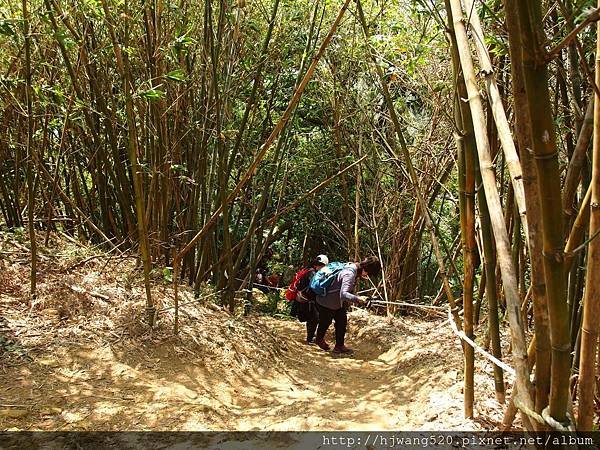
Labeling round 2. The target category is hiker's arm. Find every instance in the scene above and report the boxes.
[339,272,360,303]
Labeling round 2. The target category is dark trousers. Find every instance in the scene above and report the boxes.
[296,301,319,341]
[306,303,318,341]
[316,303,347,347]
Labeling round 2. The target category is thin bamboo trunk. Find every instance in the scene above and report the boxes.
[463,135,476,417]
[100,0,154,325]
[397,203,420,302]
[502,336,536,429]
[564,97,594,229]
[23,0,36,299]
[462,0,529,245]
[332,90,353,257]
[503,0,551,415]
[564,184,591,272]
[448,0,534,423]
[576,1,600,429]
[477,165,505,404]
[206,0,235,310]
[448,1,478,416]
[372,205,390,316]
[454,78,475,417]
[354,135,362,261]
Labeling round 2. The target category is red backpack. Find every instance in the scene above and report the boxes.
[285,267,312,302]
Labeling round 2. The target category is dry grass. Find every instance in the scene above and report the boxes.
[0,231,513,431]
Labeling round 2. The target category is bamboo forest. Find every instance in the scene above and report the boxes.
[3,0,600,444]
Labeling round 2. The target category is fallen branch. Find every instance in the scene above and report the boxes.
[66,284,112,303]
[65,254,136,272]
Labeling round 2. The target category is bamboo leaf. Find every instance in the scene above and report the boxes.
[165,69,186,82]
[170,164,187,173]
[0,19,15,36]
[163,267,173,283]
[575,6,597,25]
[139,88,165,101]
[246,20,260,32]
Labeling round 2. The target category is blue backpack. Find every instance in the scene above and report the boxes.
[309,262,355,296]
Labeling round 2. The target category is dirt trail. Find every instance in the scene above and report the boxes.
[0,235,506,432]
[1,309,501,432]
[228,315,462,430]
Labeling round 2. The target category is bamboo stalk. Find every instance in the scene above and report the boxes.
[22,0,36,299]
[454,62,476,416]
[462,0,529,246]
[331,72,353,257]
[397,203,421,303]
[563,97,594,228]
[354,135,362,261]
[503,0,551,416]
[564,184,591,272]
[463,138,477,417]
[576,1,600,429]
[502,336,536,430]
[515,1,570,424]
[447,0,534,422]
[372,205,391,317]
[476,162,505,404]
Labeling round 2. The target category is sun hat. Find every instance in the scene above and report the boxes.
[316,254,329,265]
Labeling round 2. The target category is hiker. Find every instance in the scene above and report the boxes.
[254,247,275,293]
[254,268,270,294]
[313,256,381,354]
[285,255,329,344]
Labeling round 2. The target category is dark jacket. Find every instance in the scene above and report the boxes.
[291,268,317,322]
[295,268,316,302]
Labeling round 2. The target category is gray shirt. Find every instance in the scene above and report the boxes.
[315,265,361,310]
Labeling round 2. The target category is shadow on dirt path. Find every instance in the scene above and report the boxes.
[1,300,503,431]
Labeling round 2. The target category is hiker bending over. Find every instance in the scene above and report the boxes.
[313,256,381,354]
[286,255,329,344]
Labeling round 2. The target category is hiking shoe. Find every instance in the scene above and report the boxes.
[315,339,330,351]
[306,337,316,345]
[333,345,353,354]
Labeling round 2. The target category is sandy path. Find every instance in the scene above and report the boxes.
[1,310,491,432]
[229,316,457,430]
[0,236,510,434]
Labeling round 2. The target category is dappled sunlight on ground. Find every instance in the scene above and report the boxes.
[0,234,508,431]
[1,312,505,431]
